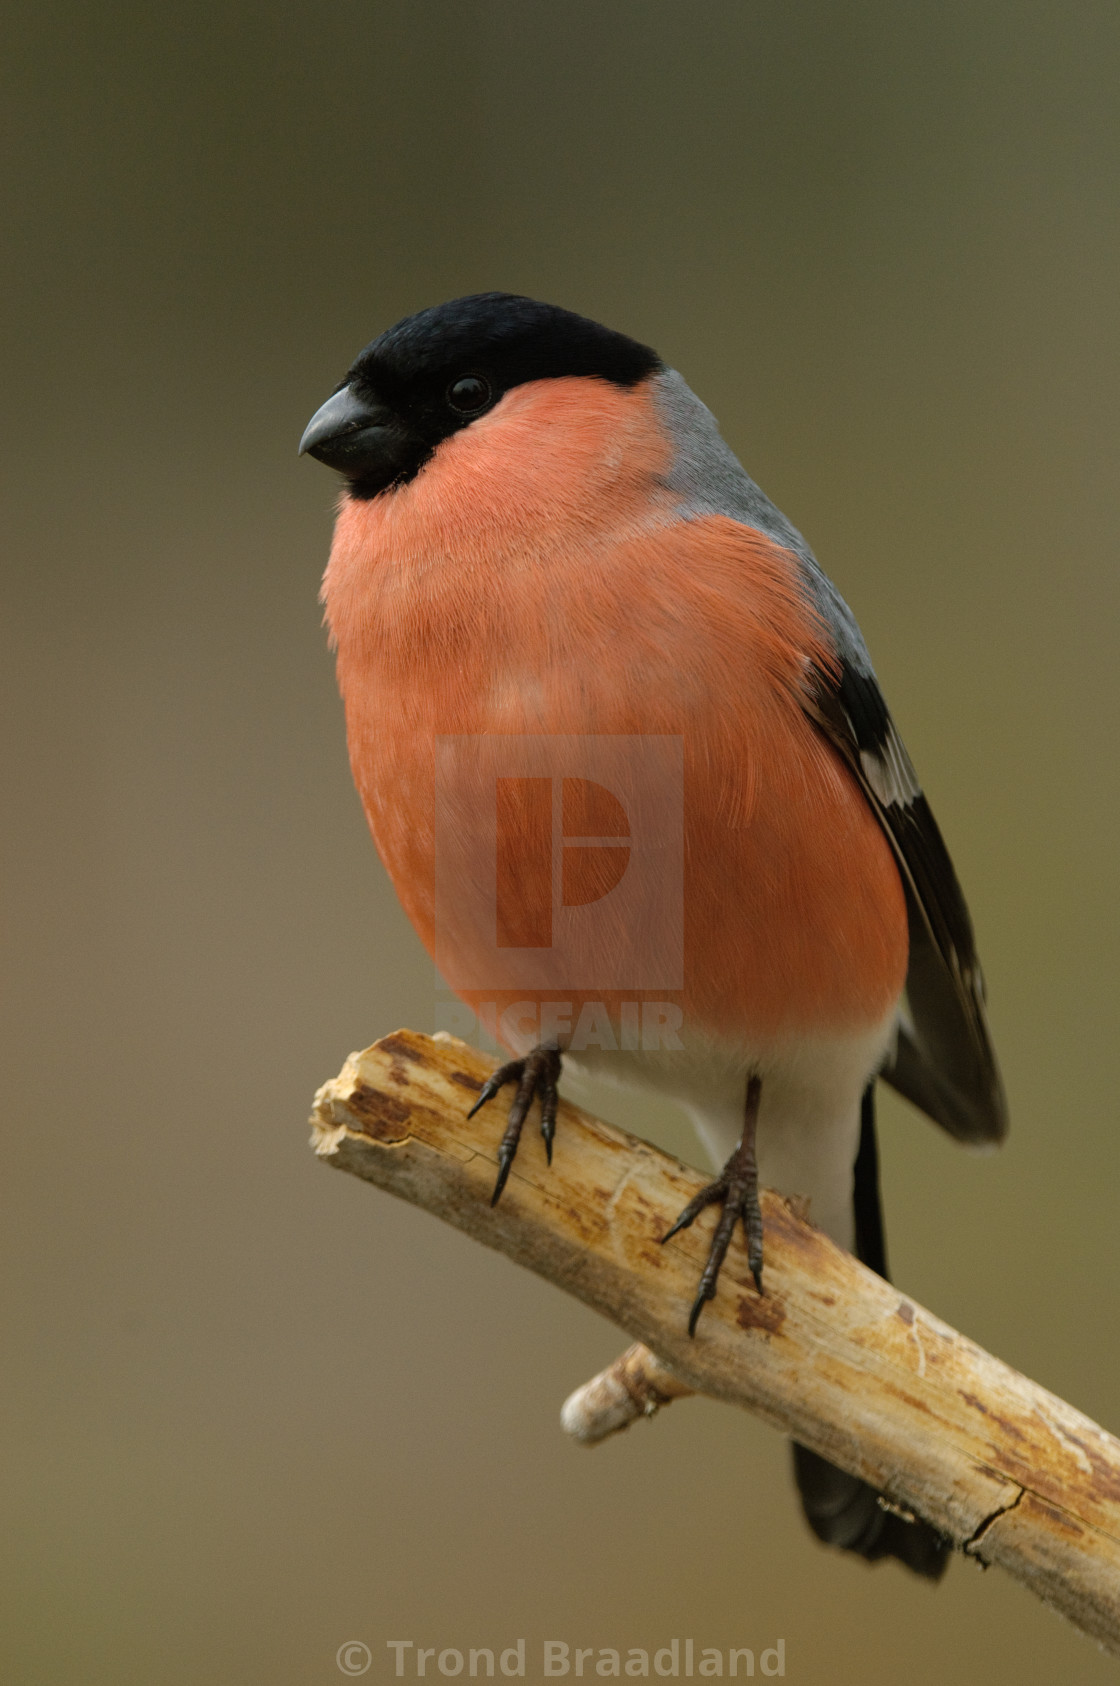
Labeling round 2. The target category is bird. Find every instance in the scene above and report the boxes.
[300,291,1007,1579]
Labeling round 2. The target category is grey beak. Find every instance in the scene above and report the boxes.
[299,385,394,464]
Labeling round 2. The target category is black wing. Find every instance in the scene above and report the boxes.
[806,660,1008,1145]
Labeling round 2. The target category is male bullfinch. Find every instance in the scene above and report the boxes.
[301,293,1006,1579]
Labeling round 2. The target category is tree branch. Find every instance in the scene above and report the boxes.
[311,1030,1120,1654]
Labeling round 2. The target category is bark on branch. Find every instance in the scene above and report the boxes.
[310,1030,1120,1654]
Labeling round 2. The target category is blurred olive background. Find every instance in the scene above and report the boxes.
[3,3,1119,1683]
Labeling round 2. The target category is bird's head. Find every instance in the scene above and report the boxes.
[299,292,661,500]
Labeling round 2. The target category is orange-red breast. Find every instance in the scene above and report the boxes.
[301,293,1006,1576]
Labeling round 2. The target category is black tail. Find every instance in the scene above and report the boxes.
[791,1085,950,1580]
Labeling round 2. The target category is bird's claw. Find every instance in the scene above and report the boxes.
[467,1045,562,1204]
[661,1077,764,1335]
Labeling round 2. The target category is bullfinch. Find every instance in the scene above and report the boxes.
[300,293,1006,1579]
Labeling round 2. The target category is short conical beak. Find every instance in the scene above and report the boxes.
[298,385,397,472]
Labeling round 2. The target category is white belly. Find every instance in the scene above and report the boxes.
[561,1010,899,1252]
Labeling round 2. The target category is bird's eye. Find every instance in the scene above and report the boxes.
[447,375,493,416]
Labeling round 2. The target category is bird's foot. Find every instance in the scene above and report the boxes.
[661,1075,763,1335]
[467,1044,562,1205]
